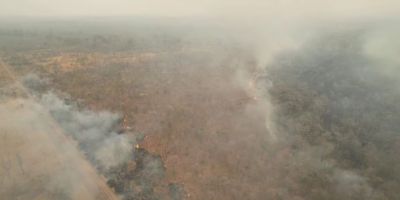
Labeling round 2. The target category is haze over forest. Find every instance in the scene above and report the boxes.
[1,1,400,200]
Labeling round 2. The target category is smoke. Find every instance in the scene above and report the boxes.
[0,97,117,200]
[40,92,133,170]
[21,72,135,171]
[1,0,399,20]
[19,74,174,199]
[1,2,400,198]
[0,73,139,199]
[258,27,400,199]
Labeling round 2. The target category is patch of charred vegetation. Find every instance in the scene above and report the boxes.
[106,148,184,200]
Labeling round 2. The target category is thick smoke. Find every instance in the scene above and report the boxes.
[40,92,133,170]
[0,97,117,200]
[19,74,171,199]
[21,73,135,170]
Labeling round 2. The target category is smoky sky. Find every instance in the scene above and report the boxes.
[1,0,400,20]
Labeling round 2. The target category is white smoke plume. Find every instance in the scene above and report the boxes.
[20,73,135,170]
[40,92,134,170]
[0,97,119,199]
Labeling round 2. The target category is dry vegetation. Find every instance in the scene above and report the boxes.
[1,20,400,200]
